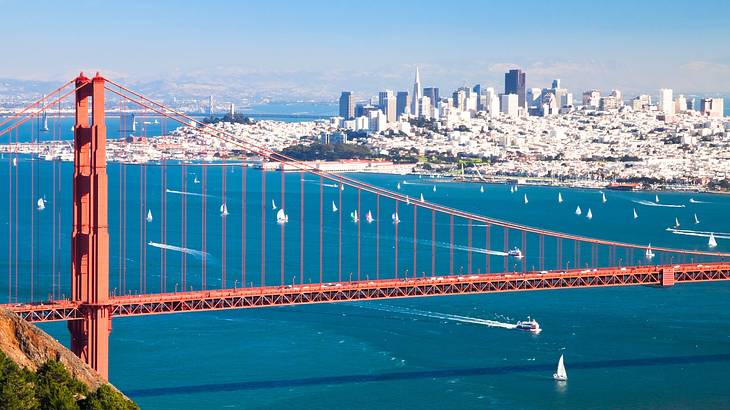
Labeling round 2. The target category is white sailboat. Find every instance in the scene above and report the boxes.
[397,182,401,190]
[645,244,655,259]
[480,185,485,193]
[366,210,374,224]
[350,210,359,223]
[586,208,593,220]
[694,213,700,224]
[146,209,153,222]
[36,197,46,211]
[193,176,200,184]
[332,201,338,213]
[558,192,563,203]
[432,185,436,192]
[406,196,410,205]
[674,217,680,228]
[553,354,568,382]
[220,203,229,217]
[523,194,529,204]
[708,232,718,248]
[509,185,514,194]
[271,199,277,210]
[391,212,400,224]
[12,158,17,167]
[276,208,289,224]
[340,184,345,191]
[575,206,582,216]
[420,193,425,202]
[601,191,607,203]
[655,194,660,203]
[633,208,638,219]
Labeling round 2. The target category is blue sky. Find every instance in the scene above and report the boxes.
[2,0,729,97]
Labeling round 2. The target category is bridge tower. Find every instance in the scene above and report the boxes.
[67,73,111,380]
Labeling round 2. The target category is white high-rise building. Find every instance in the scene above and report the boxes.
[411,66,422,118]
[659,88,674,115]
[378,90,396,123]
[418,96,432,119]
[485,87,500,116]
[501,94,519,118]
[675,95,687,112]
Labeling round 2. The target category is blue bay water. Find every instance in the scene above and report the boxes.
[0,158,729,408]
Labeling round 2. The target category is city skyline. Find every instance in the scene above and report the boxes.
[0,0,729,99]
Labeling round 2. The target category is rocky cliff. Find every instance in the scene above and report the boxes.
[0,308,107,391]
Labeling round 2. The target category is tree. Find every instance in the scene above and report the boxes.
[0,362,39,410]
[81,385,138,410]
[35,361,87,410]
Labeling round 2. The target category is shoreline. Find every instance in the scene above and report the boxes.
[3,148,727,196]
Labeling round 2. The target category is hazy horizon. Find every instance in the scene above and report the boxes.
[2,0,730,100]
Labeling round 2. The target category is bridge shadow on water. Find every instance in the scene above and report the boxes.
[125,353,730,397]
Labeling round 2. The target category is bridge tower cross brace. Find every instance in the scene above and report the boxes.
[67,73,111,380]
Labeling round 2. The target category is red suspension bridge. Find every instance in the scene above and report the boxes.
[0,73,729,380]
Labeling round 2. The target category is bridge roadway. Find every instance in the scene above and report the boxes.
[5,262,730,323]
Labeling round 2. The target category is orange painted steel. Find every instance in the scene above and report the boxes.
[6,263,729,323]
[68,73,112,380]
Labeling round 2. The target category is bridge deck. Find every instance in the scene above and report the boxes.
[5,263,730,323]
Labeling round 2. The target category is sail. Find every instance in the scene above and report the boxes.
[36,198,45,211]
[276,208,287,223]
[509,185,514,193]
[524,194,528,204]
[586,209,592,219]
[391,212,400,223]
[694,213,700,224]
[708,233,717,248]
[480,185,484,193]
[675,217,680,228]
[655,194,660,203]
[397,183,401,190]
[351,210,358,222]
[332,201,338,212]
[432,185,436,192]
[633,208,638,219]
[558,192,563,203]
[146,209,153,222]
[272,199,277,210]
[220,203,228,216]
[602,192,607,203]
[420,193,424,202]
[554,354,567,380]
[645,244,654,258]
[366,210,374,223]
[575,206,582,215]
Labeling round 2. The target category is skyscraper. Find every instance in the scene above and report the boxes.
[658,88,674,115]
[423,87,439,111]
[378,90,396,123]
[339,91,354,119]
[411,66,422,118]
[208,95,215,116]
[504,69,526,108]
[396,91,410,119]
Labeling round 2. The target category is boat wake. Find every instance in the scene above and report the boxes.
[401,181,432,186]
[666,228,730,240]
[147,241,211,259]
[303,179,339,188]
[165,188,212,198]
[355,304,517,330]
[632,199,685,208]
[689,198,711,204]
